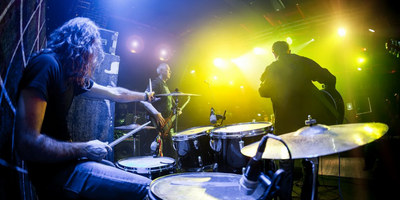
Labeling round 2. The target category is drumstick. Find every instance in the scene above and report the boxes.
[109,121,151,147]
[149,78,152,93]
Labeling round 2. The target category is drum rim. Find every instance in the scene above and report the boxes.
[172,125,214,141]
[210,121,273,138]
[116,156,176,173]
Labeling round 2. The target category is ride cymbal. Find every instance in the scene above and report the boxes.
[240,122,388,159]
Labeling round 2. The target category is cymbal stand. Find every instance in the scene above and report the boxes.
[305,157,319,200]
[173,95,179,133]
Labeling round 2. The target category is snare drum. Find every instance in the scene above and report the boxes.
[172,126,215,171]
[210,122,273,174]
[116,156,176,180]
[148,172,266,200]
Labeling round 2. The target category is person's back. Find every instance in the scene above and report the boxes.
[260,53,336,135]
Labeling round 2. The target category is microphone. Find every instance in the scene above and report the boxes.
[216,114,226,120]
[210,107,217,124]
[239,135,269,195]
[150,138,159,157]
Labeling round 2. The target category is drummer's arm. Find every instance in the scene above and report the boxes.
[82,82,154,103]
[141,101,165,127]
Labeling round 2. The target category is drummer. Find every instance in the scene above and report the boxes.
[15,17,153,200]
[259,41,337,200]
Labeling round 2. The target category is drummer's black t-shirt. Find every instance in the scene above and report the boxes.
[18,52,93,185]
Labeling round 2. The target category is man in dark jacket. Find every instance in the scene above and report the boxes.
[259,41,337,200]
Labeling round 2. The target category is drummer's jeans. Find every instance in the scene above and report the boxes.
[33,160,151,200]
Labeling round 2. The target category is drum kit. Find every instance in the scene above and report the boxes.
[113,91,389,200]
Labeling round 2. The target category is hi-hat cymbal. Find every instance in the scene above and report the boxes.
[114,123,156,130]
[155,92,200,97]
[241,122,388,159]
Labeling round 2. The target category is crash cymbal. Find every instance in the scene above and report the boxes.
[114,123,156,130]
[241,122,388,159]
[155,92,200,97]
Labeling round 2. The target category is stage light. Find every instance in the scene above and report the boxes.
[240,86,244,89]
[127,35,144,53]
[358,58,365,64]
[214,76,218,80]
[156,44,172,61]
[368,29,375,33]
[286,37,293,45]
[191,70,195,74]
[311,38,314,42]
[213,58,227,68]
[253,47,265,55]
[229,81,234,85]
[357,68,362,71]
[338,28,346,37]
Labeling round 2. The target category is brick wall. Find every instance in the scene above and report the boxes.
[0,0,46,199]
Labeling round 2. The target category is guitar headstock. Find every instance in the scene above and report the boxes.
[385,39,400,58]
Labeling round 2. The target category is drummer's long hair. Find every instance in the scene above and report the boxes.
[31,17,104,87]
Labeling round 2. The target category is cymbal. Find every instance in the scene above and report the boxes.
[155,92,200,97]
[240,122,388,159]
[114,123,156,130]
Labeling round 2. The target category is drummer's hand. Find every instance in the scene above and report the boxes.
[83,140,112,162]
[145,91,155,102]
[154,113,166,127]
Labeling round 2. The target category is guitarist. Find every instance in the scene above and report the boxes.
[141,63,178,159]
[259,41,338,200]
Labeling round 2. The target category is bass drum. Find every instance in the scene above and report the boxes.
[148,172,267,200]
[210,122,273,174]
[116,156,176,180]
[172,126,215,171]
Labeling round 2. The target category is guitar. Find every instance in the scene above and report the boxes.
[152,96,191,156]
[319,86,345,125]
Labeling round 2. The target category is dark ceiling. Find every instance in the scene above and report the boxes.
[48,0,400,49]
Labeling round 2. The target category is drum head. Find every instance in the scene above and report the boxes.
[173,126,214,141]
[211,122,272,138]
[149,172,266,200]
[116,156,175,174]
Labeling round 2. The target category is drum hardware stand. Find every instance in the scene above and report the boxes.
[213,110,227,127]
[241,134,290,200]
[303,115,318,200]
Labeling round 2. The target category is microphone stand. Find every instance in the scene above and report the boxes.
[251,134,288,200]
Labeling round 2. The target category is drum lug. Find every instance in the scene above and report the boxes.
[198,156,203,167]
[239,140,244,149]
[194,139,199,150]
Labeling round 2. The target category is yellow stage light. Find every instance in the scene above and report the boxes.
[286,37,293,45]
[213,58,226,68]
[338,28,346,37]
[253,47,264,55]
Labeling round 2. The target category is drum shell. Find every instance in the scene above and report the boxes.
[116,156,176,180]
[172,126,215,171]
[209,122,273,174]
